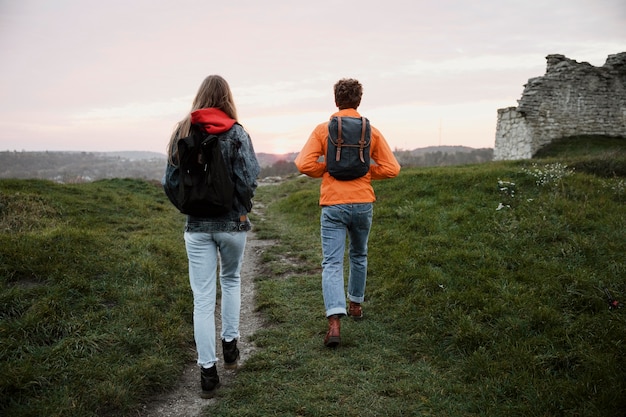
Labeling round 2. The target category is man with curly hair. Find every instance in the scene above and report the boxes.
[295,78,400,347]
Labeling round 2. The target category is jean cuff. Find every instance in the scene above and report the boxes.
[326,307,347,317]
[348,295,365,303]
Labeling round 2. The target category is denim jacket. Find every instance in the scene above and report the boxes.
[162,123,261,233]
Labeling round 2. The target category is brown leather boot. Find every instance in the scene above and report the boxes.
[324,315,341,347]
[348,301,363,320]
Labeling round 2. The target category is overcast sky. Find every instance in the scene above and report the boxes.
[0,0,624,155]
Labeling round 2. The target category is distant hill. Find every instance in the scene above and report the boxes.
[94,151,166,160]
[394,146,493,167]
[0,151,166,183]
[407,145,480,155]
[256,152,298,167]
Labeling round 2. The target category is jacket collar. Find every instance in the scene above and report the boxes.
[331,108,360,119]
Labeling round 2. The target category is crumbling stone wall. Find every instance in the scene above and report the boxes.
[494,52,626,160]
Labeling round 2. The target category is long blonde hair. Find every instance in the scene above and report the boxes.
[166,75,238,164]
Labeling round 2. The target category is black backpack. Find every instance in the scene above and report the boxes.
[175,124,235,217]
[326,116,371,181]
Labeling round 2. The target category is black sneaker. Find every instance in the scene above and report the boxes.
[222,338,240,369]
[200,365,220,399]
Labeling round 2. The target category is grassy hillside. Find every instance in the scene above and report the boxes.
[1,137,625,416]
[0,179,191,416]
[224,138,625,416]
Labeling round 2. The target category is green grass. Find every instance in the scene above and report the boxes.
[222,138,626,416]
[1,137,625,416]
[0,179,192,416]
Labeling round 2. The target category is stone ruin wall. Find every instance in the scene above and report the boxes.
[494,52,626,160]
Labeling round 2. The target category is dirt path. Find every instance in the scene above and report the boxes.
[138,228,272,417]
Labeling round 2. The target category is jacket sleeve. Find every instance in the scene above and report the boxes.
[162,138,182,210]
[232,128,260,213]
[369,127,401,180]
[295,124,327,178]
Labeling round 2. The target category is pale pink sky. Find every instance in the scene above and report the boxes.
[0,0,624,155]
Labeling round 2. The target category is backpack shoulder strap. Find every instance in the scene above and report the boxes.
[358,117,367,163]
[334,117,343,162]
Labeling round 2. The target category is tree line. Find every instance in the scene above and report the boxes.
[0,147,494,183]
[260,147,494,178]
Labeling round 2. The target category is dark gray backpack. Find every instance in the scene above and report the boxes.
[326,116,371,180]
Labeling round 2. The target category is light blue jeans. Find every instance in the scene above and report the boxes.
[184,231,247,368]
[320,203,373,317]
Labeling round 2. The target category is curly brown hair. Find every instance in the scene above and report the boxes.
[334,78,363,110]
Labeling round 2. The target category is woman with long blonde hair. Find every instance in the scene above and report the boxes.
[162,75,260,398]
[166,75,239,164]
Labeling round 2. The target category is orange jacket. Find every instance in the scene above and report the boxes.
[295,109,401,206]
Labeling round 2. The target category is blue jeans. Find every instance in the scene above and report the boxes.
[320,203,373,317]
[184,231,247,368]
